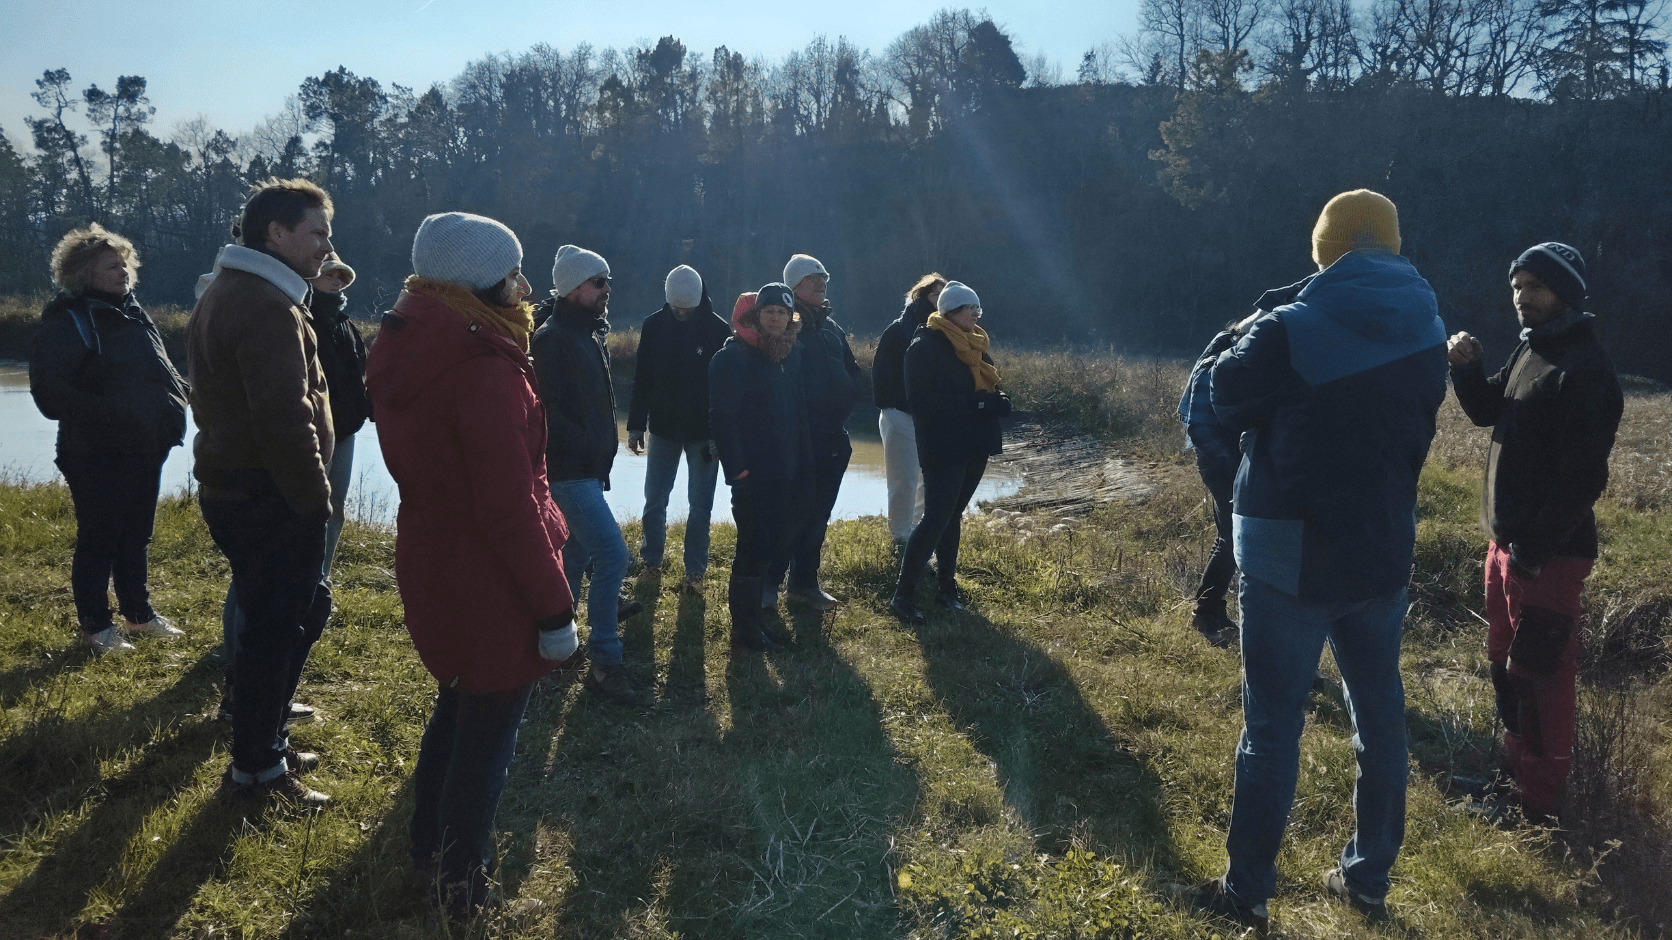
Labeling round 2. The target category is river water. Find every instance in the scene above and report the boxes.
[0,363,1020,525]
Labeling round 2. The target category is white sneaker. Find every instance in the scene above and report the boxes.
[83,626,136,655]
[125,614,185,639]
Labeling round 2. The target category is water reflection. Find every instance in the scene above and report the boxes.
[0,364,1020,524]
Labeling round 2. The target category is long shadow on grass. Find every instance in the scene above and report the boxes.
[904,600,1178,864]
[0,648,222,842]
[0,714,223,936]
[107,789,256,937]
[273,776,431,936]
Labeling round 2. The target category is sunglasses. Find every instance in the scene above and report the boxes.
[587,275,612,289]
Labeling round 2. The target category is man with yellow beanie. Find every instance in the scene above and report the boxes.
[1171,190,1447,931]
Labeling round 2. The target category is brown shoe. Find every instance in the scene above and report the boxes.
[221,767,330,807]
[284,747,321,774]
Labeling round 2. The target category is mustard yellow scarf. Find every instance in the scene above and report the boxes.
[927,312,999,392]
[404,276,536,352]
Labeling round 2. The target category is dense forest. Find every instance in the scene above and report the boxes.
[3,4,1670,375]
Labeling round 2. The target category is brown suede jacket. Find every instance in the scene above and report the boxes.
[186,266,334,515]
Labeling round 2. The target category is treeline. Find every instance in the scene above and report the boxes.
[2,6,1670,377]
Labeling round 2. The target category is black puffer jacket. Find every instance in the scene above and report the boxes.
[627,289,732,443]
[794,303,865,442]
[708,337,814,485]
[873,297,935,412]
[29,290,188,455]
[307,291,372,441]
[531,297,618,485]
[1451,313,1623,565]
[904,326,1005,470]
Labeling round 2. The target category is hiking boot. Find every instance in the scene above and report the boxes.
[217,698,317,728]
[787,586,840,610]
[1323,867,1388,920]
[728,576,778,652]
[889,596,927,626]
[618,595,644,620]
[1192,607,1237,648]
[125,614,185,638]
[220,766,330,807]
[583,661,639,705]
[83,625,136,655]
[935,583,966,611]
[284,746,321,774]
[680,576,706,595]
[1167,879,1269,934]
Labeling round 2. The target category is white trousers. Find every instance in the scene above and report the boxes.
[879,407,925,541]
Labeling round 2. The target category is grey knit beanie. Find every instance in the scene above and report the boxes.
[410,213,522,291]
[551,245,610,298]
[665,265,703,309]
[782,254,829,288]
[937,281,981,314]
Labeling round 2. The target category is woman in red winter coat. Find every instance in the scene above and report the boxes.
[365,211,577,917]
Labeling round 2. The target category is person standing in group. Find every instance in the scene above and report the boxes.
[764,253,864,611]
[366,212,577,917]
[212,252,369,730]
[709,284,813,651]
[29,223,189,655]
[1172,190,1447,930]
[886,282,1009,626]
[873,273,944,547]
[532,245,638,705]
[188,178,337,806]
[627,264,731,593]
[1447,243,1622,828]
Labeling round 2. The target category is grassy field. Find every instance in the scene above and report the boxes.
[2,337,1670,939]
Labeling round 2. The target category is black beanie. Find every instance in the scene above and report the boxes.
[1510,242,1587,312]
[754,282,794,312]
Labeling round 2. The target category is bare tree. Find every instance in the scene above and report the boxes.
[1203,0,1270,50]
[1139,0,1208,90]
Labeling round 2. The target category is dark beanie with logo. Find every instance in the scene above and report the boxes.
[1510,242,1587,312]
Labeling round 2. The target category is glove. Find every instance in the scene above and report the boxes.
[536,609,579,662]
[627,431,645,456]
[992,391,1013,417]
[1507,542,1543,581]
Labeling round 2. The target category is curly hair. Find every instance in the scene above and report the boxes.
[50,222,140,295]
[233,177,334,250]
[904,272,947,304]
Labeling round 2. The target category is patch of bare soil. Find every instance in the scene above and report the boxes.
[982,420,1156,516]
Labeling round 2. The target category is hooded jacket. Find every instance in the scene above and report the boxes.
[365,290,573,694]
[627,289,732,443]
[1212,251,1447,602]
[1450,313,1622,565]
[708,304,814,486]
[29,290,188,455]
[307,291,373,441]
[793,302,865,442]
[531,296,618,485]
[873,297,936,412]
[186,245,333,515]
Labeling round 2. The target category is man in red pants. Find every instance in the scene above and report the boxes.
[1447,242,1623,825]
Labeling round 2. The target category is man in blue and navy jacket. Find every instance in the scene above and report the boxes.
[1173,190,1447,930]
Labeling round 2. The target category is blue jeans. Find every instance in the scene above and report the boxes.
[639,432,718,578]
[199,478,329,776]
[410,682,533,889]
[1223,575,1410,904]
[550,477,628,666]
[222,435,354,680]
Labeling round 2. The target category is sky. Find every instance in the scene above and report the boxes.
[2,0,1141,153]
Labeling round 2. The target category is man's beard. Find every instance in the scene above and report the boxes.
[581,293,609,319]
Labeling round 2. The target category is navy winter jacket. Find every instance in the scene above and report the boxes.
[627,290,732,443]
[904,326,1005,470]
[873,298,935,412]
[708,337,815,485]
[531,298,618,485]
[1211,251,1447,602]
[793,304,865,443]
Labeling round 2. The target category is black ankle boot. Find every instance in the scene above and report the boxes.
[729,576,775,651]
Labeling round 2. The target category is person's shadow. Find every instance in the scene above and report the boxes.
[900,595,1179,864]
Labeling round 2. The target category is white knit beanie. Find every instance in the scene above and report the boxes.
[410,213,523,291]
[782,254,829,288]
[551,244,610,298]
[665,265,703,308]
[937,281,980,314]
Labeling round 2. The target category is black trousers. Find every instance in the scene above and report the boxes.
[411,682,533,889]
[199,480,330,775]
[896,454,988,599]
[768,436,851,590]
[732,476,805,579]
[57,451,168,633]
[1195,471,1236,611]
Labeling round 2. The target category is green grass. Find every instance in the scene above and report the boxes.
[3,436,1669,938]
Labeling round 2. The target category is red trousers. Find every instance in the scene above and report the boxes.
[1484,541,1591,817]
